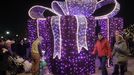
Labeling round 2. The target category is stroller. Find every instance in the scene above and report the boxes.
[8,55,24,75]
[8,55,32,75]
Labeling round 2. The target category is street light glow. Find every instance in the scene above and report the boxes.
[1,36,4,39]
[24,38,27,40]
[6,31,10,35]
[16,34,19,37]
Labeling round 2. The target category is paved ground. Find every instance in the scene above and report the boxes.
[92,57,134,75]
[7,57,134,75]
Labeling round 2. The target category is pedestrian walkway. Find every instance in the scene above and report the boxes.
[92,57,134,75]
[7,58,134,75]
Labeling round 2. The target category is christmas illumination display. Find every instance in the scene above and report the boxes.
[28,0,123,74]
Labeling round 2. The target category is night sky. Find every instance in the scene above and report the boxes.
[0,0,133,38]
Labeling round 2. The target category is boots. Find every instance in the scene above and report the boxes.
[112,64,119,75]
[102,67,108,75]
[120,63,126,75]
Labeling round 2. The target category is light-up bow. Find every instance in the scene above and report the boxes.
[29,0,120,19]
[28,0,120,59]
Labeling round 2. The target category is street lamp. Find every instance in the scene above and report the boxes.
[6,31,10,35]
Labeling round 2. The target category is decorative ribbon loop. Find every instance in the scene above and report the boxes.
[75,15,88,53]
[95,0,120,19]
[52,1,69,15]
[96,0,114,9]
[66,0,97,16]
[28,0,120,19]
[51,16,62,59]
[28,5,62,19]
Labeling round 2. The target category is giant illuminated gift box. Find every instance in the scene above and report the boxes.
[28,0,123,74]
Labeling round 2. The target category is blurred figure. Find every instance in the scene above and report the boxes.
[0,40,9,75]
[128,32,134,55]
[31,36,43,75]
[109,30,121,67]
[5,40,15,55]
[123,29,129,46]
[111,30,120,50]
[23,39,30,59]
[92,33,112,75]
[123,27,134,55]
[15,39,30,58]
[112,35,129,75]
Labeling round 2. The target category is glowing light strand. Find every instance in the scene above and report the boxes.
[107,18,110,40]
[28,17,123,74]
[28,0,120,19]
[67,0,97,16]
[75,15,88,53]
[28,0,121,59]
[28,5,62,19]
[51,16,62,59]
[95,0,120,19]
[52,1,69,15]
[96,0,113,9]
[36,20,40,37]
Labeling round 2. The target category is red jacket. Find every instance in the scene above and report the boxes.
[93,38,112,58]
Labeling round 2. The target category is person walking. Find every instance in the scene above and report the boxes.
[112,35,129,75]
[92,33,112,75]
[31,36,43,75]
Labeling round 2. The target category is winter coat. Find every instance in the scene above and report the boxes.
[93,38,112,58]
[31,40,42,57]
[113,40,129,64]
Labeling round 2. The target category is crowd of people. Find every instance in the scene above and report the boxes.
[93,24,134,75]
[123,25,134,55]
[92,32,129,75]
[0,37,51,75]
[0,25,134,75]
[0,38,30,75]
